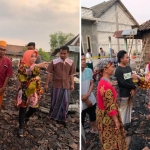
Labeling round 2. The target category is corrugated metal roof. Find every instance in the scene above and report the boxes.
[122,28,138,36]
[65,34,79,46]
[113,30,123,38]
[113,28,143,39]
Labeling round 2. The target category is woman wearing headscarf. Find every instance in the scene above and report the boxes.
[14,50,48,137]
[95,58,127,150]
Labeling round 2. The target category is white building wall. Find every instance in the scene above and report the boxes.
[96,3,141,54]
[99,5,116,22]
[97,22,116,32]
[117,4,135,25]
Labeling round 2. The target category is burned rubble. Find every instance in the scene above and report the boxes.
[84,77,150,150]
[0,68,79,150]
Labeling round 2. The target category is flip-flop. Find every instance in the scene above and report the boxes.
[90,130,98,134]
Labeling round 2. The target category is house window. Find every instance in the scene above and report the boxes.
[81,35,84,54]
[81,44,83,54]
[87,36,92,52]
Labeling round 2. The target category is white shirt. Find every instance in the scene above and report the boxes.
[86,53,92,63]
[145,64,149,74]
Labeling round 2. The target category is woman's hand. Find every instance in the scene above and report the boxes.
[114,119,120,130]
[85,99,92,107]
[70,84,74,91]
[130,89,135,97]
[36,62,49,68]
[45,84,49,92]
[112,115,120,130]
[82,94,90,101]
[132,74,138,80]
[0,87,5,95]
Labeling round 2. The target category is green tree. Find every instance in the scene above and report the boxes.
[38,48,51,61]
[49,31,74,52]
[22,45,27,52]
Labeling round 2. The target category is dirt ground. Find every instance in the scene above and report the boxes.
[0,69,79,150]
[84,80,150,150]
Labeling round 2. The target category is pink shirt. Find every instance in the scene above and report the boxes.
[0,56,13,88]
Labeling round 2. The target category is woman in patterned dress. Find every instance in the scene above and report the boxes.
[96,58,127,150]
[14,50,48,137]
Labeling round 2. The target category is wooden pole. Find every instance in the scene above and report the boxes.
[124,38,127,51]
[109,36,112,59]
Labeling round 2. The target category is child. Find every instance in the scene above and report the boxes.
[15,50,47,137]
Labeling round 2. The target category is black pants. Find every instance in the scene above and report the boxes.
[82,104,96,127]
[19,107,37,129]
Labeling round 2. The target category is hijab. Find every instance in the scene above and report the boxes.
[21,50,38,66]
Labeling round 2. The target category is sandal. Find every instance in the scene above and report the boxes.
[18,129,24,137]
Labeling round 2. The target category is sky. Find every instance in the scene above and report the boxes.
[0,0,79,51]
[82,0,150,25]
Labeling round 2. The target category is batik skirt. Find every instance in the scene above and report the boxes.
[96,107,127,150]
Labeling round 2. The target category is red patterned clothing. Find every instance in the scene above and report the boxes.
[96,78,127,150]
[97,78,118,116]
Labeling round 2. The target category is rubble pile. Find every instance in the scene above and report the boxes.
[0,69,79,150]
[129,88,150,150]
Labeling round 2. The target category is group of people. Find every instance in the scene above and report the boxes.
[85,47,118,72]
[1,38,148,149]
[82,50,139,150]
[0,40,76,137]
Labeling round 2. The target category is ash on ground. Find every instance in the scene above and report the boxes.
[84,79,150,150]
[0,69,79,150]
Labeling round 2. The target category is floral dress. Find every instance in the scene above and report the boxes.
[14,64,43,108]
[96,78,127,150]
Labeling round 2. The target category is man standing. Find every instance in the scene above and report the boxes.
[98,47,105,59]
[27,42,42,64]
[45,46,76,126]
[111,49,118,67]
[86,49,93,71]
[81,53,97,133]
[0,40,13,109]
[115,50,137,131]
